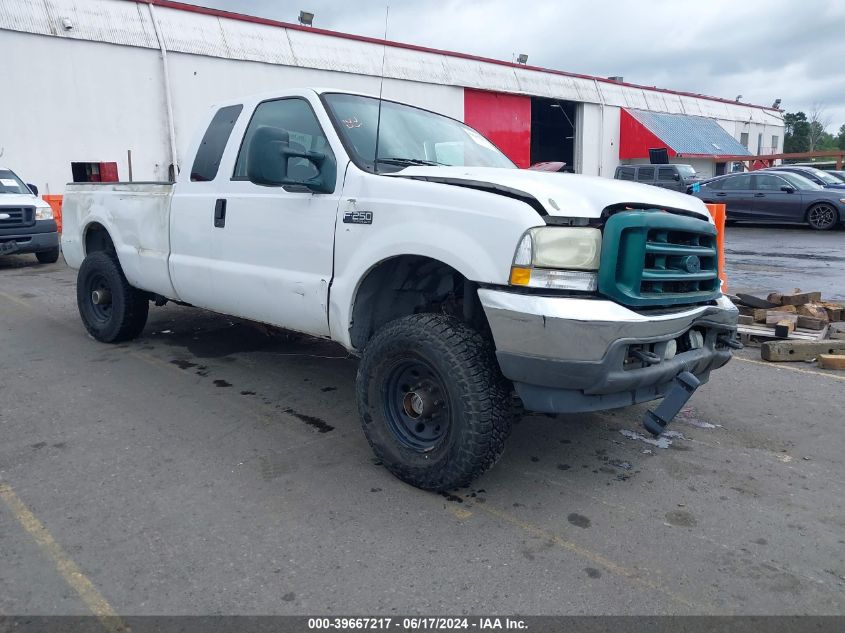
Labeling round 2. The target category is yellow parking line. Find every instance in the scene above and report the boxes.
[0,482,130,633]
[735,356,845,382]
[475,502,703,611]
[0,289,33,309]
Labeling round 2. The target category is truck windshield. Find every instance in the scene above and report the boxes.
[322,93,515,173]
[676,165,697,177]
[0,169,30,194]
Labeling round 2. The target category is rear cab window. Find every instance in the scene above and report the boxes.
[190,104,244,182]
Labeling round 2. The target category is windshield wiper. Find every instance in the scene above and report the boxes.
[376,157,447,167]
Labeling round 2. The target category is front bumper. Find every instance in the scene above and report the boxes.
[479,289,738,414]
[0,220,59,254]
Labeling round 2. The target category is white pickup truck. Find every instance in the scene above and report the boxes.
[62,88,738,491]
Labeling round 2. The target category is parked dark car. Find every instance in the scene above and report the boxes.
[689,170,845,230]
[615,163,701,192]
[828,170,845,183]
[764,165,845,190]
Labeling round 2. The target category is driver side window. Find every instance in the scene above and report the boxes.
[754,174,786,191]
[233,98,336,190]
[720,174,751,191]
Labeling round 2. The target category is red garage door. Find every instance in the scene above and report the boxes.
[464,89,531,168]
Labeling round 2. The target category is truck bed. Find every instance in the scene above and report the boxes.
[61,182,177,299]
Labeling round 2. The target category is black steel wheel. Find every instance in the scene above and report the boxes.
[383,358,451,452]
[85,272,114,325]
[806,203,839,230]
[356,313,512,491]
[77,251,149,343]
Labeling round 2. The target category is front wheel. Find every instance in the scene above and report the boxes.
[77,251,149,342]
[35,247,60,264]
[806,203,839,230]
[356,314,512,491]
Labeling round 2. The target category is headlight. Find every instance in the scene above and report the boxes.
[510,227,601,291]
[35,206,53,220]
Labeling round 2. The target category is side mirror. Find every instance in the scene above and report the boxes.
[276,146,334,194]
[246,127,334,194]
[673,173,681,181]
[26,183,38,196]
[780,185,795,193]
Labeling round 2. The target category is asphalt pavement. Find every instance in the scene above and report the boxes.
[725,224,845,300]
[1,229,844,616]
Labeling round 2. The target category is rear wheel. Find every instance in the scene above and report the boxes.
[356,314,512,491]
[806,203,839,230]
[35,247,60,264]
[77,252,149,342]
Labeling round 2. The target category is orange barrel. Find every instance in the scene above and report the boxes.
[42,195,63,233]
[704,203,726,292]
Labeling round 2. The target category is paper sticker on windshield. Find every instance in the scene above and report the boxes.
[0,179,18,187]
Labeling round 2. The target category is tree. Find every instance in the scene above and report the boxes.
[807,103,832,151]
[838,124,845,151]
[783,111,810,153]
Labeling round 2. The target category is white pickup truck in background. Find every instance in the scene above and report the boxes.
[62,88,739,491]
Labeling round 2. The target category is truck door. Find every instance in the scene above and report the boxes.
[170,104,244,308]
[210,97,341,337]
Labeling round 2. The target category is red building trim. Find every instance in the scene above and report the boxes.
[463,89,531,168]
[138,0,778,113]
[619,109,676,160]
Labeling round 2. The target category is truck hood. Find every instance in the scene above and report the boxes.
[0,192,45,207]
[387,166,711,220]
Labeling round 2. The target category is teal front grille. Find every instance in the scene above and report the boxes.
[598,210,720,307]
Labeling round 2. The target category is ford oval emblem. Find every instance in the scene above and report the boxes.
[682,255,702,274]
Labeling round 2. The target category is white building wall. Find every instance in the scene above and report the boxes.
[578,103,623,177]
[0,0,784,191]
[0,31,171,193]
[716,119,784,155]
[0,30,464,193]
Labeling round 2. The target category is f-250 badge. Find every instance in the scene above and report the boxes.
[343,210,373,224]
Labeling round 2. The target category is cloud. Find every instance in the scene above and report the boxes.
[184,0,845,130]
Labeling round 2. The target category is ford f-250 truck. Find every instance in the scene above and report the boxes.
[62,89,739,491]
[0,167,60,263]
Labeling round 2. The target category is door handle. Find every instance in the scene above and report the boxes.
[214,198,227,228]
[753,193,765,197]
[716,193,727,197]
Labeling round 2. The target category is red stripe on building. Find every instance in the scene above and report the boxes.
[464,89,531,168]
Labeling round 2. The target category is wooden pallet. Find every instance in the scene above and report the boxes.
[738,323,829,342]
